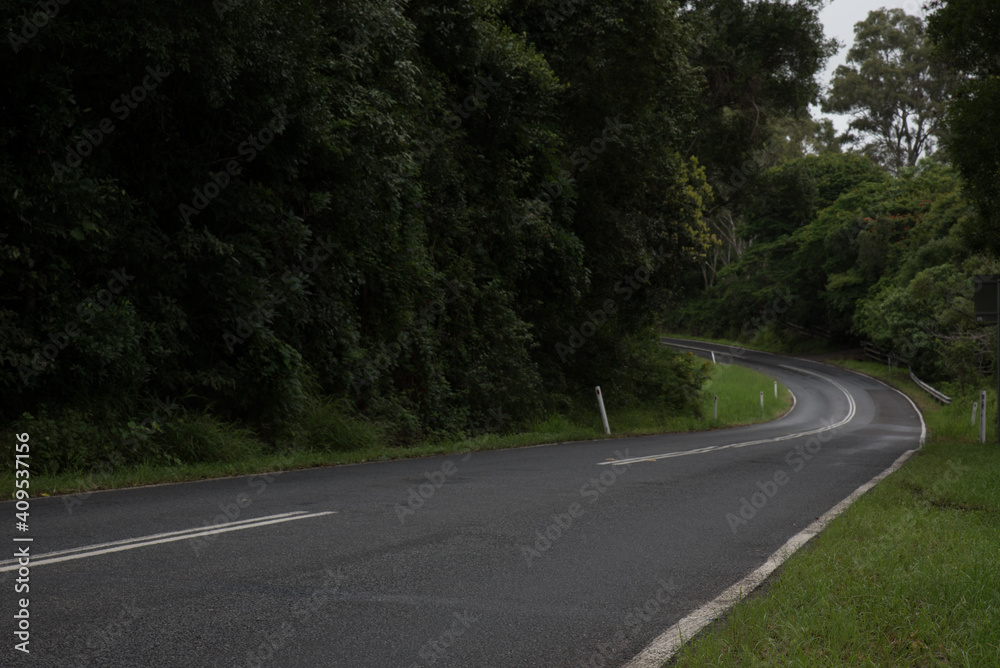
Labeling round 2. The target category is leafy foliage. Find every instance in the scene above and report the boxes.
[0,0,834,466]
[928,0,1000,257]
[682,0,837,189]
[669,153,990,384]
[824,9,953,174]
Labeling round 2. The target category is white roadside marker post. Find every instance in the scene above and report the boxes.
[760,391,764,411]
[774,381,778,398]
[981,390,987,444]
[595,386,610,435]
[973,275,1000,443]
[711,350,716,364]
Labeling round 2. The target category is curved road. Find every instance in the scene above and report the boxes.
[1,340,923,667]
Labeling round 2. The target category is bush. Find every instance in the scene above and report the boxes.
[5,409,107,476]
[155,413,263,464]
[608,328,710,414]
[292,398,385,452]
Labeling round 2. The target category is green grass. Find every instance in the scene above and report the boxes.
[1,363,789,498]
[659,362,791,433]
[669,359,1000,667]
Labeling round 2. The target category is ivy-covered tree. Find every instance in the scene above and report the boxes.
[5,0,785,470]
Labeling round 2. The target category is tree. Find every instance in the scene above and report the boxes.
[682,0,836,187]
[676,0,836,287]
[824,9,952,174]
[503,0,716,384]
[855,258,997,385]
[927,0,1000,257]
[926,0,1000,78]
[767,114,843,163]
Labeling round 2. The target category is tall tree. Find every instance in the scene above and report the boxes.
[502,0,715,386]
[682,0,836,188]
[824,9,952,174]
[679,0,836,287]
[927,0,1000,256]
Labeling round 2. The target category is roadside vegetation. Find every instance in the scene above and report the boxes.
[1,0,831,486]
[0,353,789,498]
[666,6,1000,391]
[669,360,1000,667]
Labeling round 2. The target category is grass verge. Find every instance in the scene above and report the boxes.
[1,363,789,498]
[669,359,1000,667]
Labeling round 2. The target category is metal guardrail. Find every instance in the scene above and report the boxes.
[909,369,952,405]
[862,341,951,405]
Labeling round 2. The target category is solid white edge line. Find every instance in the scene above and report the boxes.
[0,511,310,566]
[624,360,927,668]
[834,366,928,447]
[0,511,337,572]
[624,447,920,668]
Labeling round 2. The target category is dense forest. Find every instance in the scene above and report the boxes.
[2,0,997,475]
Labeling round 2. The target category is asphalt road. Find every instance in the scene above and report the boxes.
[1,340,923,667]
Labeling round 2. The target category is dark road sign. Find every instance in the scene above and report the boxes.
[975,276,999,322]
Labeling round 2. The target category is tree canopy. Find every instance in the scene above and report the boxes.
[0,0,834,471]
[928,0,1000,256]
[824,9,952,174]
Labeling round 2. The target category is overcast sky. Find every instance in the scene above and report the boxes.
[816,0,928,131]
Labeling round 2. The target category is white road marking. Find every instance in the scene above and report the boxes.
[599,366,855,466]
[0,511,336,572]
[840,366,927,446]
[623,446,920,667]
[766,388,796,424]
[0,511,309,566]
[623,357,927,666]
